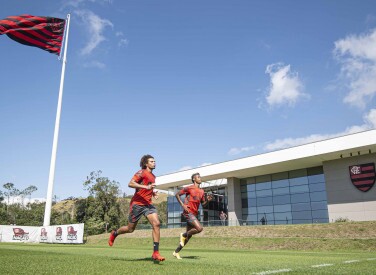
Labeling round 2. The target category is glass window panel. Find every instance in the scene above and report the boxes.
[173,212,181,218]
[307,166,324,176]
[256,175,271,184]
[273,187,290,195]
[312,210,329,219]
[272,172,289,181]
[289,176,309,186]
[240,184,247,192]
[257,196,273,206]
[275,219,290,225]
[291,193,310,204]
[309,182,326,192]
[308,174,325,184]
[249,207,257,214]
[311,201,328,211]
[310,191,327,202]
[174,203,182,211]
[289,169,307,179]
[248,198,257,207]
[168,218,174,223]
[242,208,249,214]
[247,184,256,192]
[256,189,272,197]
[272,179,289,189]
[256,182,272,190]
[257,206,273,213]
[249,214,258,222]
[274,204,292,213]
[242,199,248,208]
[241,192,248,199]
[290,185,309,194]
[257,213,274,224]
[291,203,311,212]
[274,212,292,221]
[292,211,312,220]
[273,194,291,205]
[248,191,256,198]
[168,203,174,212]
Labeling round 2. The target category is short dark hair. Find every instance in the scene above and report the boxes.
[140,154,154,169]
[191,172,200,183]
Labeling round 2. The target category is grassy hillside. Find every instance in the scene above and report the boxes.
[87,221,376,252]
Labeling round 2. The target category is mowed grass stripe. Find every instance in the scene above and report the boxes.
[1,241,376,274]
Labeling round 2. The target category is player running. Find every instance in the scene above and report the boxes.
[173,172,212,260]
[108,154,165,261]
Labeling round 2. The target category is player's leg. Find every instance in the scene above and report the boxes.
[108,204,141,246]
[184,215,203,238]
[173,223,193,259]
[146,206,165,261]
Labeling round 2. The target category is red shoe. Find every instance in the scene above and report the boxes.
[108,230,117,247]
[152,251,165,261]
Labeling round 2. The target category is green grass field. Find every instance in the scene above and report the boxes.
[1,234,375,274]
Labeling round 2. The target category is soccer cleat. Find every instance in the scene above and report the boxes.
[108,230,117,247]
[180,233,186,247]
[173,251,182,260]
[152,251,165,261]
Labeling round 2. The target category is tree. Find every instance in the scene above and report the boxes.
[24,185,38,202]
[83,171,121,232]
[3,183,14,213]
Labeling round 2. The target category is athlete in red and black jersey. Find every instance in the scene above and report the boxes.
[108,155,165,261]
[173,172,212,260]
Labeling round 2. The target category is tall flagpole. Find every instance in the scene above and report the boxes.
[43,14,71,226]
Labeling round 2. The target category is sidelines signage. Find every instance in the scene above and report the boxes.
[349,163,376,192]
[0,223,84,244]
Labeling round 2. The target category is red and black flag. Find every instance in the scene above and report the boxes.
[0,14,65,55]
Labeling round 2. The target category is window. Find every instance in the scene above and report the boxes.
[239,166,328,226]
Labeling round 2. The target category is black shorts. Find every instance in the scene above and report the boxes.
[182,212,199,225]
[128,204,157,223]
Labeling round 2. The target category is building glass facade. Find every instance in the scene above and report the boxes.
[167,186,228,228]
[241,166,329,225]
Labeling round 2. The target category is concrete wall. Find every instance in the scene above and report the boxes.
[324,153,376,222]
[226,177,242,225]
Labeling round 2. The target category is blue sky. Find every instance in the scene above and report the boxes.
[1,0,376,201]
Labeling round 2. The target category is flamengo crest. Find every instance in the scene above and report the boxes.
[349,163,375,192]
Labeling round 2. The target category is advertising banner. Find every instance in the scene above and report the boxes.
[0,223,84,244]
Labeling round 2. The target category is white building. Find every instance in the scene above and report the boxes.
[156,129,376,227]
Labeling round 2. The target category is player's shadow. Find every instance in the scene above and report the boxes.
[111,257,163,263]
[182,256,201,260]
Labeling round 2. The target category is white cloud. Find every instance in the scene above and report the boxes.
[75,10,114,55]
[334,28,376,108]
[265,63,308,107]
[228,146,254,156]
[83,60,106,69]
[264,108,376,151]
[118,38,129,47]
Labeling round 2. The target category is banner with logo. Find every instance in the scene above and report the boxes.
[0,223,84,244]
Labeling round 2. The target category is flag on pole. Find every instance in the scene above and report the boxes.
[0,14,65,55]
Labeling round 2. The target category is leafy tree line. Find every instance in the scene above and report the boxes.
[0,171,167,235]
